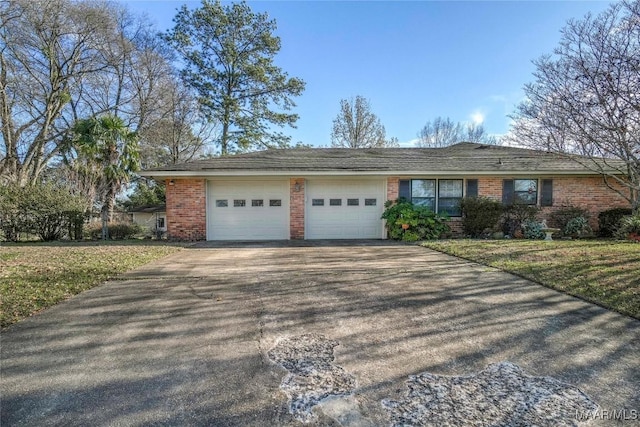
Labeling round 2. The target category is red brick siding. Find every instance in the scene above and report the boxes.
[387,177,399,201]
[290,178,305,239]
[538,177,629,230]
[165,179,206,241]
[385,175,630,235]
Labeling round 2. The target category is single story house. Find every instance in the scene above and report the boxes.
[130,204,167,235]
[140,142,630,241]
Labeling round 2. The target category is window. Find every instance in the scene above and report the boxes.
[398,179,463,217]
[347,198,359,206]
[330,199,342,206]
[365,198,377,206]
[502,179,538,205]
[216,199,228,207]
[411,179,436,210]
[438,180,463,216]
[312,199,324,206]
[157,217,165,229]
[269,199,282,207]
[234,199,246,207]
[251,199,264,207]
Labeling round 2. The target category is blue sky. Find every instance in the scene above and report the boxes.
[121,0,612,147]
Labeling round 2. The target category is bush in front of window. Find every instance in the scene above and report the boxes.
[381,199,450,242]
[459,197,504,238]
[502,203,540,238]
[597,207,633,237]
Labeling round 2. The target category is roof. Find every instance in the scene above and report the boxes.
[140,142,620,177]
[129,204,166,213]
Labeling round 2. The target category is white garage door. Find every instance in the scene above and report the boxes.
[207,179,289,240]
[306,179,385,239]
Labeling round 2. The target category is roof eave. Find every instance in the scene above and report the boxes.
[140,169,614,179]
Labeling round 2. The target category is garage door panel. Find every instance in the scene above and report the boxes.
[306,179,384,239]
[207,180,289,240]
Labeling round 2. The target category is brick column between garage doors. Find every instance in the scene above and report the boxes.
[290,178,305,239]
[165,178,206,241]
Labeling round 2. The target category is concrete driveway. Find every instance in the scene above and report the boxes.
[1,241,638,426]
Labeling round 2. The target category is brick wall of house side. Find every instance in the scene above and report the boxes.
[387,177,399,201]
[165,178,206,241]
[539,177,630,230]
[476,176,630,230]
[290,178,305,239]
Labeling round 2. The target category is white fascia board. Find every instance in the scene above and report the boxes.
[139,169,605,179]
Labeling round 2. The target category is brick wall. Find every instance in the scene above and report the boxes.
[387,177,399,201]
[538,177,630,229]
[290,178,305,239]
[165,179,206,241]
[384,175,630,234]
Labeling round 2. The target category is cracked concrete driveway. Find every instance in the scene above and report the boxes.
[1,241,639,426]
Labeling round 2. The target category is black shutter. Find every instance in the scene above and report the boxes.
[502,179,514,205]
[399,180,411,201]
[466,179,478,198]
[541,179,553,206]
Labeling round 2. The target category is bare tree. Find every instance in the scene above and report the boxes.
[418,116,497,147]
[0,0,181,186]
[0,0,116,185]
[331,96,395,148]
[507,1,639,211]
[138,79,218,168]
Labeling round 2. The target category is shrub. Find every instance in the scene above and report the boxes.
[549,206,590,231]
[459,197,504,238]
[86,222,142,240]
[598,207,633,237]
[615,214,640,239]
[564,216,592,237]
[381,199,450,241]
[0,183,87,242]
[522,220,545,239]
[502,203,540,238]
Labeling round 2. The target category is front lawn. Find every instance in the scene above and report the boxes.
[422,240,640,319]
[0,241,184,328]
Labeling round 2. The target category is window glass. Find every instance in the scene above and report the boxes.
[365,198,377,206]
[216,199,228,208]
[438,179,463,216]
[157,218,165,228]
[233,199,246,207]
[411,179,436,210]
[330,199,342,206]
[412,180,436,197]
[269,199,282,207]
[312,199,324,206]
[514,179,538,205]
[347,198,359,206]
[251,199,263,207]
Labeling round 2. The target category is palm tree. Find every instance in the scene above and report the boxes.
[72,115,139,239]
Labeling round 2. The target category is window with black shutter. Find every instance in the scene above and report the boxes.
[502,180,514,205]
[399,180,411,201]
[466,179,478,198]
[541,179,553,207]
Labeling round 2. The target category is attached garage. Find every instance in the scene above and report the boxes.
[207,179,289,240]
[305,178,386,239]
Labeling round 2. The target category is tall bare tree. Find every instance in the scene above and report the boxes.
[0,0,182,187]
[507,1,639,211]
[418,116,497,147]
[331,96,396,148]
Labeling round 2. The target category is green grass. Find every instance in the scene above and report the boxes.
[0,241,184,328]
[422,239,640,319]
